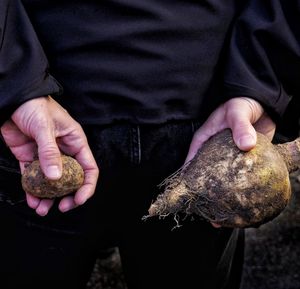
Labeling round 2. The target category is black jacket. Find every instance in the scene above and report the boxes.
[224,0,300,121]
[0,0,299,125]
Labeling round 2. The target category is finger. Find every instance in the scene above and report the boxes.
[74,148,99,206]
[229,115,257,151]
[34,124,63,180]
[226,97,264,151]
[59,141,99,206]
[26,193,41,209]
[58,196,77,213]
[35,199,55,216]
[1,120,36,162]
[58,140,98,208]
[185,106,227,163]
[57,144,99,211]
[9,97,62,179]
[74,169,98,206]
[226,108,256,151]
[1,120,30,147]
[253,113,276,140]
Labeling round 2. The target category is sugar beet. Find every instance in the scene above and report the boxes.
[146,129,300,228]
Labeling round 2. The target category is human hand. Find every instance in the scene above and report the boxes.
[1,96,99,216]
[185,97,276,163]
[185,97,276,228]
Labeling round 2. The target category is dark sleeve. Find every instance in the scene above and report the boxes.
[0,0,62,125]
[224,0,300,120]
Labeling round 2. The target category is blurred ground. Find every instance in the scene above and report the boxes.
[240,170,300,289]
[86,247,127,289]
[86,169,300,289]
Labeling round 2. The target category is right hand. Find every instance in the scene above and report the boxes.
[184,97,276,228]
[185,97,276,164]
[1,96,99,216]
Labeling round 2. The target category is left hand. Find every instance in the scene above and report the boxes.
[1,96,99,216]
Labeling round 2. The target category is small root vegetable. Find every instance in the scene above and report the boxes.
[146,129,300,228]
[22,155,84,198]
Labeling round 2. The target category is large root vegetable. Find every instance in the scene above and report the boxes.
[22,155,84,198]
[146,129,300,228]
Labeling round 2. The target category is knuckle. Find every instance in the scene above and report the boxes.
[38,143,60,160]
[0,123,9,138]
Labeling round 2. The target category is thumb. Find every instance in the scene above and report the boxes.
[34,127,62,180]
[231,119,257,151]
[226,97,264,151]
[227,108,257,151]
[10,96,63,180]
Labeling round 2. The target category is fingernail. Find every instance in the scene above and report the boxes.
[46,165,61,179]
[60,206,71,213]
[60,202,77,213]
[76,196,87,206]
[36,207,48,217]
[238,135,255,150]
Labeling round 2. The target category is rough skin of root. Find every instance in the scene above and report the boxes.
[147,129,292,228]
[21,155,84,198]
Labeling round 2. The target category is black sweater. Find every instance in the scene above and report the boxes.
[0,0,299,125]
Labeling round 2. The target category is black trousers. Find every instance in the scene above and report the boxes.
[0,121,244,289]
